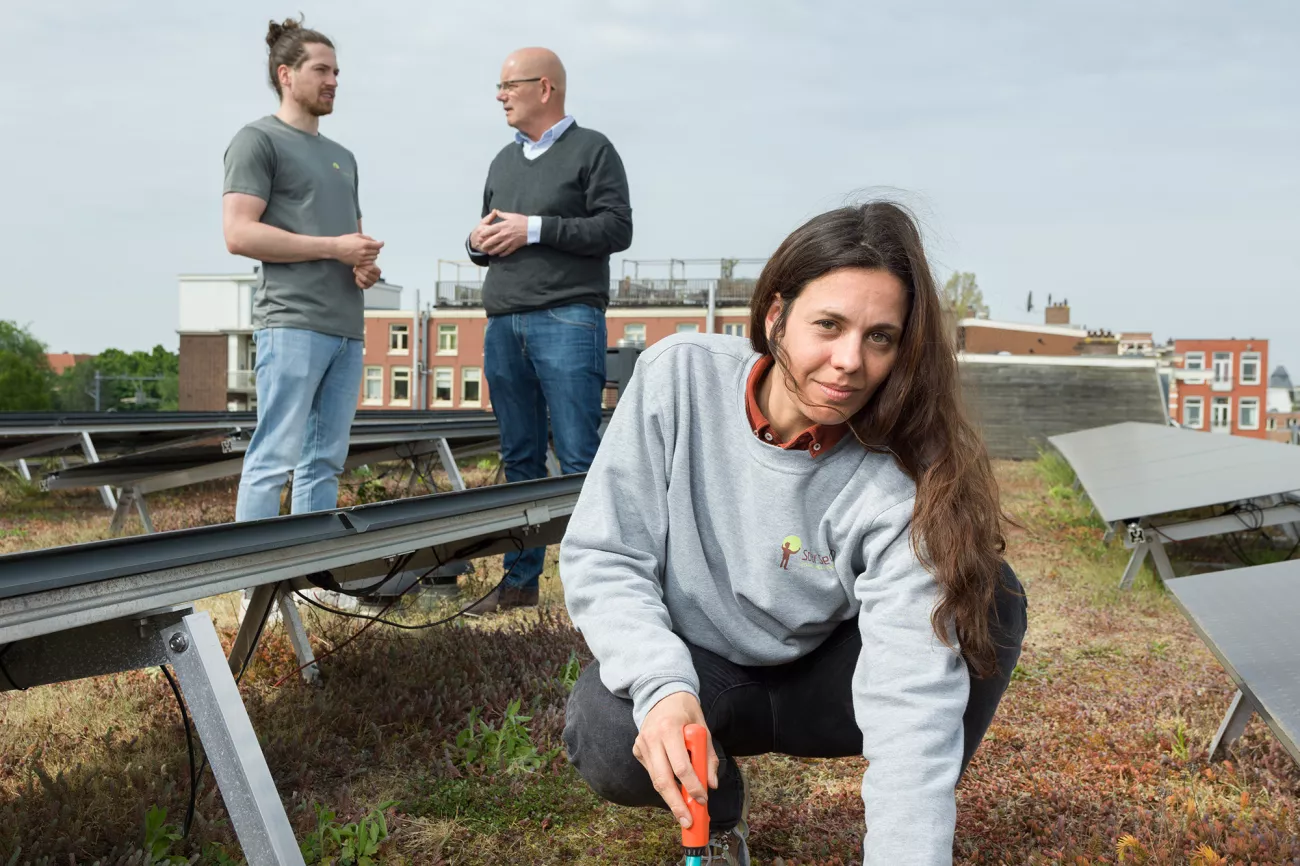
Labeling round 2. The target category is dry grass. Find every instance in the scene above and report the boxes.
[1,457,1298,865]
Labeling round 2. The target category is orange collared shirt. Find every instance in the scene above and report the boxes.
[744,354,848,459]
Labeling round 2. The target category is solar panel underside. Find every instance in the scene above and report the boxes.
[1048,422,1300,523]
[1166,560,1300,764]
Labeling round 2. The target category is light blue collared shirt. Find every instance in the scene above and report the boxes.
[517,115,576,244]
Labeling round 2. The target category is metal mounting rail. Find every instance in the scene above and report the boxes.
[0,474,583,865]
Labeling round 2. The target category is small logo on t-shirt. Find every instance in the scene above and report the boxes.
[779,534,836,571]
[332,161,341,170]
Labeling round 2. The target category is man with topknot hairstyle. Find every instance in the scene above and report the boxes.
[223,17,385,521]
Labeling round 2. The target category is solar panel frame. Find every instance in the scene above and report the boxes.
[1165,560,1300,764]
[1048,422,1300,524]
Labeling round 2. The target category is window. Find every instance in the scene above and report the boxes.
[461,366,482,405]
[1182,396,1203,430]
[675,323,700,334]
[1268,416,1277,431]
[389,323,409,353]
[1241,352,1261,386]
[390,367,410,404]
[433,367,453,406]
[723,323,746,337]
[1239,398,1260,430]
[1211,397,1231,432]
[1212,352,1232,383]
[1184,351,1205,371]
[437,323,458,355]
[623,323,646,344]
[363,366,383,404]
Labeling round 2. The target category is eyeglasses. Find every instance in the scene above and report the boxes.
[495,77,542,93]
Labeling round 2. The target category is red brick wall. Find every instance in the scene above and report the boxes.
[179,335,227,411]
[1172,339,1269,438]
[961,326,1083,356]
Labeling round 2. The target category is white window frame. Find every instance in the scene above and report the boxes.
[362,365,383,405]
[461,366,482,406]
[1182,396,1204,430]
[723,322,746,337]
[1212,351,1232,383]
[389,323,410,354]
[433,367,454,407]
[675,323,700,334]
[437,323,458,356]
[1240,352,1261,386]
[1267,416,1277,431]
[623,323,646,344]
[1211,396,1232,432]
[390,366,411,405]
[1239,397,1260,431]
[1184,351,1205,371]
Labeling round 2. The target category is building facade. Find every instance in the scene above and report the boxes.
[177,269,752,412]
[1169,338,1269,438]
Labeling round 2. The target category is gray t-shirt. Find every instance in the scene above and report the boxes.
[223,115,364,340]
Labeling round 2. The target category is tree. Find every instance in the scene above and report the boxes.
[55,345,180,411]
[941,272,989,320]
[0,321,55,411]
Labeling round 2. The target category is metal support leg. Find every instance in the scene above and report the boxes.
[135,489,157,534]
[1148,537,1177,583]
[1119,542,1148,590]
[435,437,466,491]
[545,446,561,477]
[108,488,135,536]
[229,584,279,677]
[0,609,303,866]
[108,486,155,535]
[229,583,318,684]
[1209,689,1256,760]
[166,610,306,865]
[79,431,117,510]
[275,588,320,683]
[16,459,31,482]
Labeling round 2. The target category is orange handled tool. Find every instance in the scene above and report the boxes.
[680,723,710,865]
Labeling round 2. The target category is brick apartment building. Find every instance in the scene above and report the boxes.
[1168,338,1269,438]
[177,268,753,412]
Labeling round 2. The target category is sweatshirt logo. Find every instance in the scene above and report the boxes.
[780,535,836,571]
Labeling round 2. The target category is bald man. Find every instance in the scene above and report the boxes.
[465,48,633,614]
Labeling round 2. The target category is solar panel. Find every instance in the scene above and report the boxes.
[1048,422,1300,524]
[1166,560,1300,764]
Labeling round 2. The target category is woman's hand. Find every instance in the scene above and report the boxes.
[632,692,719,829]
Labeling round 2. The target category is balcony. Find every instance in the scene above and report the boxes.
[228,369,256,391]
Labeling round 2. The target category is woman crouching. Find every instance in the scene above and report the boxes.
[558,200,1027,865]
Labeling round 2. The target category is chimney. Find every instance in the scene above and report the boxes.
[1074,329,1119,356]
[1045,301,1070,326]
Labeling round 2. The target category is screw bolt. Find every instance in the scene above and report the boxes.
[169,632,189,654]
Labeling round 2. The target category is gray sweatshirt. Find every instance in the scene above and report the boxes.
[559,333,969,865]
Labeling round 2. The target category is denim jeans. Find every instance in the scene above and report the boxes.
[563,563,1028,832]
[235,327,363,521]
[484,303,607,590]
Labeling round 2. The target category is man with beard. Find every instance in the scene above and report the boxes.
[223,17,385,521]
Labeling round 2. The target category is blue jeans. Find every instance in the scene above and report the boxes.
[235,327,363,521]
[485,303,606,590]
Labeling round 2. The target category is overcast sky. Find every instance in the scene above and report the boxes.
[2,1,1297,374]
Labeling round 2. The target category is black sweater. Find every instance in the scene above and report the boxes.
[468,123,633,315]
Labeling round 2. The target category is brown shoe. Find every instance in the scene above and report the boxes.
[466,585,539,615]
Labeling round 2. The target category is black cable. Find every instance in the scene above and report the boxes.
[160,665,199,838]
[289,537,524,635]
[311,551,414,599]
[0,644,25,691]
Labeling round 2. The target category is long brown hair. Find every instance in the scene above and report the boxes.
[265,17,334,97]
[750,201,1010,678]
